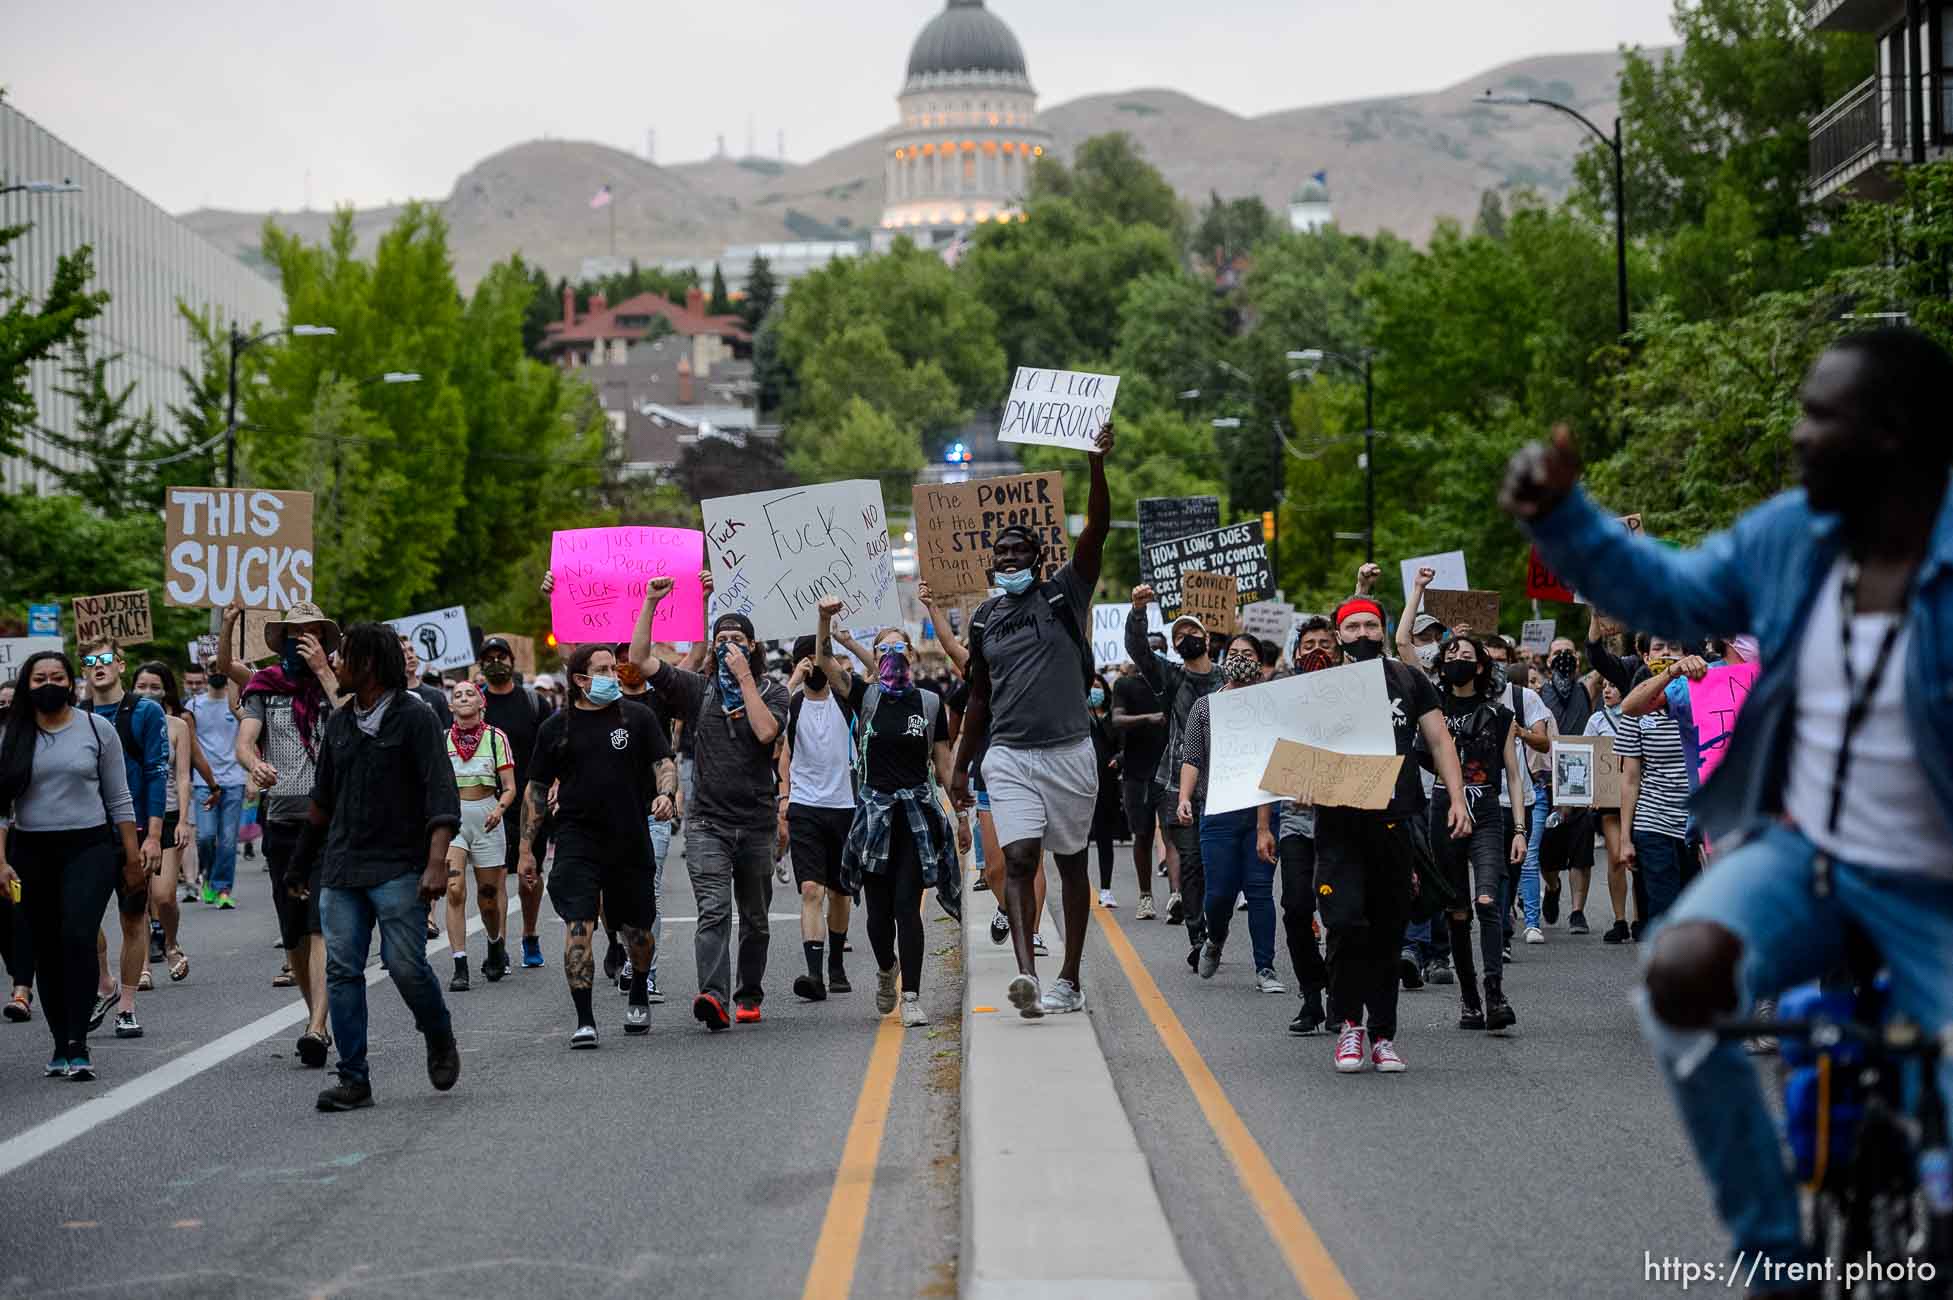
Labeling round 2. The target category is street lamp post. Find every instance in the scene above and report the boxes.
[226,323,336,487]
[0,179,82,197]
[1290,349,1377,562]
[1478,92,1629,340]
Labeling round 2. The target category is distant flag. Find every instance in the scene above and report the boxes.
[1311,170,1328,186]
[941,231,971,267]
[589,185,613,210]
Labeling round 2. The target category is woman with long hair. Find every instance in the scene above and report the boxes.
[441,679,517,991]
[1086,672,1125,909]
[1581,678,1636,943]
[132,662,214,984]
[0,651,141,1080]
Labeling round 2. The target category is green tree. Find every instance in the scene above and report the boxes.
[0,493,209,654]
[27,334,164,514]
[785,397,925,501]
[739,254,778,332]
[159,303,231,491]
[708,264,732,316]
[518,257,555,356]
[1191,191,1282,269]
[0,224,106,460]
[1029,133,1187,244]
[795,320,961,436]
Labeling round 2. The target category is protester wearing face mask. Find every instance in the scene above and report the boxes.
[1481,636,1555,953]
[185,662,245,909]
[1110,633,1173,919]
[631,582,790,1030]
[476,637,550,967]
[1535,634,1602,933]
[1396,569,1453,677]
[602,643,678,1002]
[1580,679,1638,943]
[131,663,214,989]
[1126,595,1221,954]
[781,616,862,1004]
[1180,635,1285,995]
[440,679,516,991]
[1262,618,1341,1035]
[1616,634,1713,933]
[1315,598,1469,1075]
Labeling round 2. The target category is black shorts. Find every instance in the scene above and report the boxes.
[548,853,656,930]
[161,810,180,851]
[788,804,855,890]
[1120,778,1170,840]
[264,819,322,948]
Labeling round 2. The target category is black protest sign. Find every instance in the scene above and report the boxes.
[1144,520,1271,619]
[1138,496,1220,586]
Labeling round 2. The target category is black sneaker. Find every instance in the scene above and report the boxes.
[148,926,166,964]
[1458,1004,1487,1031]
[1485,983,1517,1034]
[1425,960,1455,986]
[1568,909,1590,935]
[86,991,115,1034]
[426,1031,460,1091]
[482,940,509,982]
[1288,996,1326,1037]
[1629,921,1644,943]
[1602,920,1630,944]
[989,910,1009,945]
[449,958,470,992]
[1542,890,1560,926]
[317,1079,374,1112]
[113,1010,142,1038]
[296,1030,331,1069]
[827,969,852,994]
[1502,941,1514,964]
[603,941,624,983]
[793,974,827,1002]
[1399,951,1424,990]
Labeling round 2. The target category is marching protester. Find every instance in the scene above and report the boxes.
[131,662,213,985]
[517,643,676,1046]
[1478,635,1553,953]
[286,624,461,1110]
[1087,672,1124,909]
[952,420,1115,1017]
[441,679,517,990]
[231,599,339,1066]
[612,645,676,1003]
[1535,625,1602,933]
[1614,634,1701,936]
[1124,592,1220,956]
[477,636,549,968]
[1110,628,1173,919]
[1265,618,1339,1035]
[631,575,788,1030]
[186,660,245,908]
[0,650,141,1080]
[783,613,860,1003]
[1178,633,1284,994]
[80,640,166,1040]
[1579,677,1638,944]
[399,633,453,728]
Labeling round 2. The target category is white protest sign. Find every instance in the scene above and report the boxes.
[0,637,64,679]
[164,487,315,610]
[386,605,475,674]
[1203,658,1397,814]
[189,635,219,668]
[701,480,900,641]
[1521,619,1557,657]
[1241,600,1296,645]
[1399,550,1469,602]
[1091,602,1168,669]
[997,367,1120,452]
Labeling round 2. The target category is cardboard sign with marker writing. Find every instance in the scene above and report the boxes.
[1421,588,1500,634]
[997,367,1120,452]
[1258,738,1404,811]
[1179,569,1238,634]
[164,487,314,610]
[72,590,152,647]
[1142,520,1271,620]
[1551,736,1620,807]
[1520,619,1556,656]
[241,610,277,664]
[701,480,900,641]
[912,473,1068,599]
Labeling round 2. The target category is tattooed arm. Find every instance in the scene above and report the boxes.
[515,779,548,889]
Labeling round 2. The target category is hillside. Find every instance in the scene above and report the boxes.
[179,49,1643,290]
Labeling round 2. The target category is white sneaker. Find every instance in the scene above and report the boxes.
[1333,1022,1368,1073]
[1098,888,1117,908]
[1524,927,1546,945]
[1135,894,1157,920]
[1256,968,1285,994]
[1038,977,1084,1014]
[900,992,928,1028]
[1032,933,1049,957]
[1007,973,1043,1019]
[1236,893,1248,911]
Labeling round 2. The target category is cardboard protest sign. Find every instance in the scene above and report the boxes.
[1520,619,1556,657]
[72,590,152,647]
[386,605,474,674]
[1241,601,1296,644]
[1400,551,1468,602]
[1180,569,1239,635]
[997,367,1120,452]
[1258,739,1403,811]
[1688,661,1760,784]
[1138,496,1220,557]
[486,633,537,678]
[702,481,900,641]
[1421,588,1500,634]
[912,473,1068,599]
[189,634,219,668]
[550,526,706,647]
[1551,736,1620,807]
[163,488,314,610]
[0,637,63,679]
[241,610,278,664]
[1203,659,1396,814]
[1091,602,1168,669]
[1142,520,1271,620]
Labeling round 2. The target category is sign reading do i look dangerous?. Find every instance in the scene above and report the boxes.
[997,368,1120,452]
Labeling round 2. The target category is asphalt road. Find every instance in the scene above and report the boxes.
[1032,843,1728,1300]
[0,829,962,1300]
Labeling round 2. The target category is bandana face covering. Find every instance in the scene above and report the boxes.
[714,645,747,715]
[877,644,913,695]
[1222,654,1260,685]
[1296,648,1337,675]
[616,661,645,690]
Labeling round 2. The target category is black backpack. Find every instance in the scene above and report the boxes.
[968,581,1094,691]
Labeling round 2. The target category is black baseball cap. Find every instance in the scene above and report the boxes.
[479,636,514,659]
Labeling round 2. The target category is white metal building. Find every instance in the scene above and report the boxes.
[2,100,287,493]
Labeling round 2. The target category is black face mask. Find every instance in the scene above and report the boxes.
[1550,650,1578,679]
[805,665,828,691]
[1342,636,1384,662]
[30,683,70,714]
[1442,660,1478,687]
[481,661,514,683]
[1175,636,1207,661]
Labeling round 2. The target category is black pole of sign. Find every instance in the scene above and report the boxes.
[1363,353,1376,564]
[225,325,242,490]
[1611,116,1629,341]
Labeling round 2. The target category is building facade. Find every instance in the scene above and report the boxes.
[1805,0,1952,202]
[875,0,1052,250]
[1289,173,1334,233]
[1,101,287,493]
[540,285,750,372]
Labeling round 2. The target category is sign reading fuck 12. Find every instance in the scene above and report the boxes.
[549,526,707,647]
[997,367,1120,451]
[164,488,314,610]
[701,480,901,641]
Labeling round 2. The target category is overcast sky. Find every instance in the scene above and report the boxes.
[6,0,1677,215]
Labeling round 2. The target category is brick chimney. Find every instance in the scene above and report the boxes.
[591,291,608,316]
[686,286,705,316]
[677,356,694,405]
[562,284,576,325]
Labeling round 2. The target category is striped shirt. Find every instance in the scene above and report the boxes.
[1615,708,1689,840]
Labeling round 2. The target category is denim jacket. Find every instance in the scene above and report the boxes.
[1527,485,1953,845]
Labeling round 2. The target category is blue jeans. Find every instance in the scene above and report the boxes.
[322,873,452,1087]
[195,784,245,894]
[647,817,672,984]
[1638,824,1953,1262]
[1631,830,1688,927]
[1199,808,1276,972]
[1520,773,1548,928]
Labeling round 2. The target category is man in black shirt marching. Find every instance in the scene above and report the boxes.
[516,644,676,1048]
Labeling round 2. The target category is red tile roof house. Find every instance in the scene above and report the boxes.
[540,285,752,370]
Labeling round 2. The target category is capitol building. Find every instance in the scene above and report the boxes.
[875,0,1052,250]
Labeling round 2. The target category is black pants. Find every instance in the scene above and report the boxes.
[1432,789,1506,997]
[1313,808,1417,1042]
[863,818,925,992]
[1174,809,1206,946]
[1,893,32,989]
[1277,833,1330,998]
[11,827,119,1056]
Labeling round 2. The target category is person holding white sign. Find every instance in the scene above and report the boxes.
[950,421,1115,1019]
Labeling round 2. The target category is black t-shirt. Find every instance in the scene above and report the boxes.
[528,698,671,865]
[1382,658,1443,816]
[409,684,452,730]
[1110,673,1167,779]
[483,685,542,789]
[846,679,949,794]
[1441,692,1514,807]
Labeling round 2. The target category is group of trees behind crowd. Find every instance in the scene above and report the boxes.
[3,0,1950,657]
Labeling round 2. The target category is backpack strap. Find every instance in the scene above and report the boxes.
[113,693,139,758]
[788,691,805,752]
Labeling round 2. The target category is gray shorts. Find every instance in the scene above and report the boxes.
[983,736,1099,856]
[455,798,507,868]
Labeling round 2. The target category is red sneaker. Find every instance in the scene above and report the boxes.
[692,993,731,1032]
[734,1003,762,1024]
[1370,1038,1407,1073]
[1333,1022,1368,1073]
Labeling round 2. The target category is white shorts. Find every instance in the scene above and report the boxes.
[982,736,1099,857]
[455,798,507,869]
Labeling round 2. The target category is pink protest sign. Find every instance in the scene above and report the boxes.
[1688,661,1760,784]
[550,526,705,646]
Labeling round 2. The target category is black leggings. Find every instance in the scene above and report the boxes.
[862,819,925,992]
[1095,826,1118,891]
[1,894,32,988]
[11,826,120,1056]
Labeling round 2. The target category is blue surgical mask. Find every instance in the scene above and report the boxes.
[1088,688,1105,708]
[995,568,1036,596]
[585,674,622,705]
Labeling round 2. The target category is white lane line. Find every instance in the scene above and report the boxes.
[661,914,804,924]
[0,896,519,1180]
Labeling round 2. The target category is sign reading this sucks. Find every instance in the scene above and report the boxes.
[164,488,314,610]
[912,472,1068,599]
[996,368,1120,451]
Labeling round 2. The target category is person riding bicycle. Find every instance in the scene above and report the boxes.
[1501,326,1953,1291]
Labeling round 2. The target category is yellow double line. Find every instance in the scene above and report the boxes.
[800,1016,904,1300]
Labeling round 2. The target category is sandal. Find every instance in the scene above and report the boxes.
[137,969,154,992]
[272,962,296,989]
[3,988,30,1022]
[168,948,190,982]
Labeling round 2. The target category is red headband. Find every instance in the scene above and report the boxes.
[1333,597,1386,629]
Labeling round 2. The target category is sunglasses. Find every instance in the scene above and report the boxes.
[879,643,910,657]
[81,653,118,668]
